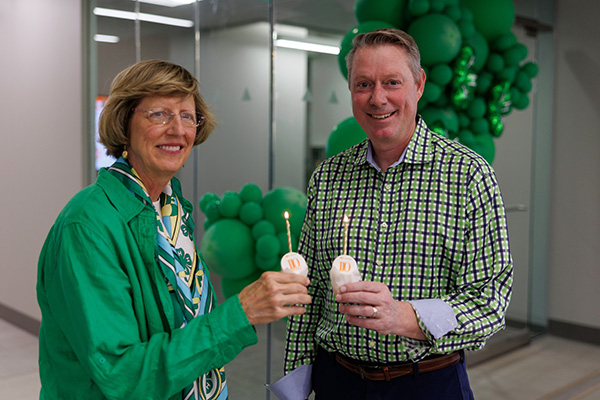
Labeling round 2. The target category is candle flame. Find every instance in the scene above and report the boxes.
[284,211,289,219]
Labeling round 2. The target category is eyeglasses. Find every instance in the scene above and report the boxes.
[133,108,204,128]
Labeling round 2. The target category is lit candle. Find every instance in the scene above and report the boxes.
[330,214,360,294]
[343,215,349,255]
[280,210,308,276]
[284,211,292,253]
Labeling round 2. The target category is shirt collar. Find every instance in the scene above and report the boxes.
[362,115,433,171]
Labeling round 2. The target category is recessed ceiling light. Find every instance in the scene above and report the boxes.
[94,34,120,43]
[93,7,194,28]
[275,39,340,55]
[133,0,197,7]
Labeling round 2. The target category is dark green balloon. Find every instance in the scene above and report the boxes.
[458,129,496,164]
[421,106,459,135]
[326,116,368,158]
[462,0,515,42]
[465,31,489,72]
[408,13,462,66]
[355,0,407,26]
[200,219,256,280]
[429,63,453,86]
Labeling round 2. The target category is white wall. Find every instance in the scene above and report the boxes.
[548,0,600,329]
[0,0,83,321]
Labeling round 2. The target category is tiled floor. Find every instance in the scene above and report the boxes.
[2,317,600,399]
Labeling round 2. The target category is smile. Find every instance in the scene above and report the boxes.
[369,111,396,120]
[158,145,182,151]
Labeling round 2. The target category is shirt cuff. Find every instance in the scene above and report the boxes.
[408,299,457,339]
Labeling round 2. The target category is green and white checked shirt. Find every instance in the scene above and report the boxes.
[285,117,513,372]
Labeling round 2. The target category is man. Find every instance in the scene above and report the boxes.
[284,28,512,399]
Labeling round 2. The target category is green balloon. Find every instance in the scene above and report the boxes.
[408,13,462,66]
[429,63,453,86]
[326,116,368,158]
[255,254,278,271]
[462,0,515,42]
[199,192,219,213]
[465,31,489,72]
[430,0,445,13]
[522,61,539,78]
[204,201,222,221]
[485,53,505,73]
[459,129,496,164]
[470,117,490,135]
[354,0,407,27]
[252,219,276,240]
[255,234,280,259]
[422,81,442,103]
[512,92,530,110]
[338,21,396,79]
[421,106,459,135]
[240,183,262,203]
[261,187,307,239]
[239,201,263,226]
[221,270,263,299]
[503,43,527,67]
[467,96,486,119]
[200,219,256,280]
[219,191,242,218]
[407,0,430,16]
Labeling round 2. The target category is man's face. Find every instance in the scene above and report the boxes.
[350,44,425,151]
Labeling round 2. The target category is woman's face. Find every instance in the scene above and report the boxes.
[127,95,197,190]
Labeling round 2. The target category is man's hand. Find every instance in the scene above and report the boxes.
[335,281,426,340]
[239,271,311,326]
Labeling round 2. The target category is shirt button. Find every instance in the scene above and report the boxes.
[385,183,392,191]
[376,261,383,267]
[368,341,376,348]
[381,222,388,229]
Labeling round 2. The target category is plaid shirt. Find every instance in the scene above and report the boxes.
[285,118,513,372]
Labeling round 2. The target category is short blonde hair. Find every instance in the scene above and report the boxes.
[346,28,423,85]
[99,60,216,158]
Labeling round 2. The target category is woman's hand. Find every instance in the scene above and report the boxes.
[238,271,311,326]
[335,281,427,340]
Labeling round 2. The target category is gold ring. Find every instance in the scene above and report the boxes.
[371,307,378,318]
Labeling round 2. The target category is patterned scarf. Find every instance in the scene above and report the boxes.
[108,158,228,400]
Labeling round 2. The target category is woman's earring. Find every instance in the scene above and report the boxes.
[122,145,128,160]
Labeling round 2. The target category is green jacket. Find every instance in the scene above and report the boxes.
[37,168,257,399]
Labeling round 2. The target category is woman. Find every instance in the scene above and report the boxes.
[36,60,311,400]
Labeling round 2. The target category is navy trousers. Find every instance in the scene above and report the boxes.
[312,348,474,400]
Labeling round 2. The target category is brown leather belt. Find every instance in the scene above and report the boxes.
[333,351,462,381]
